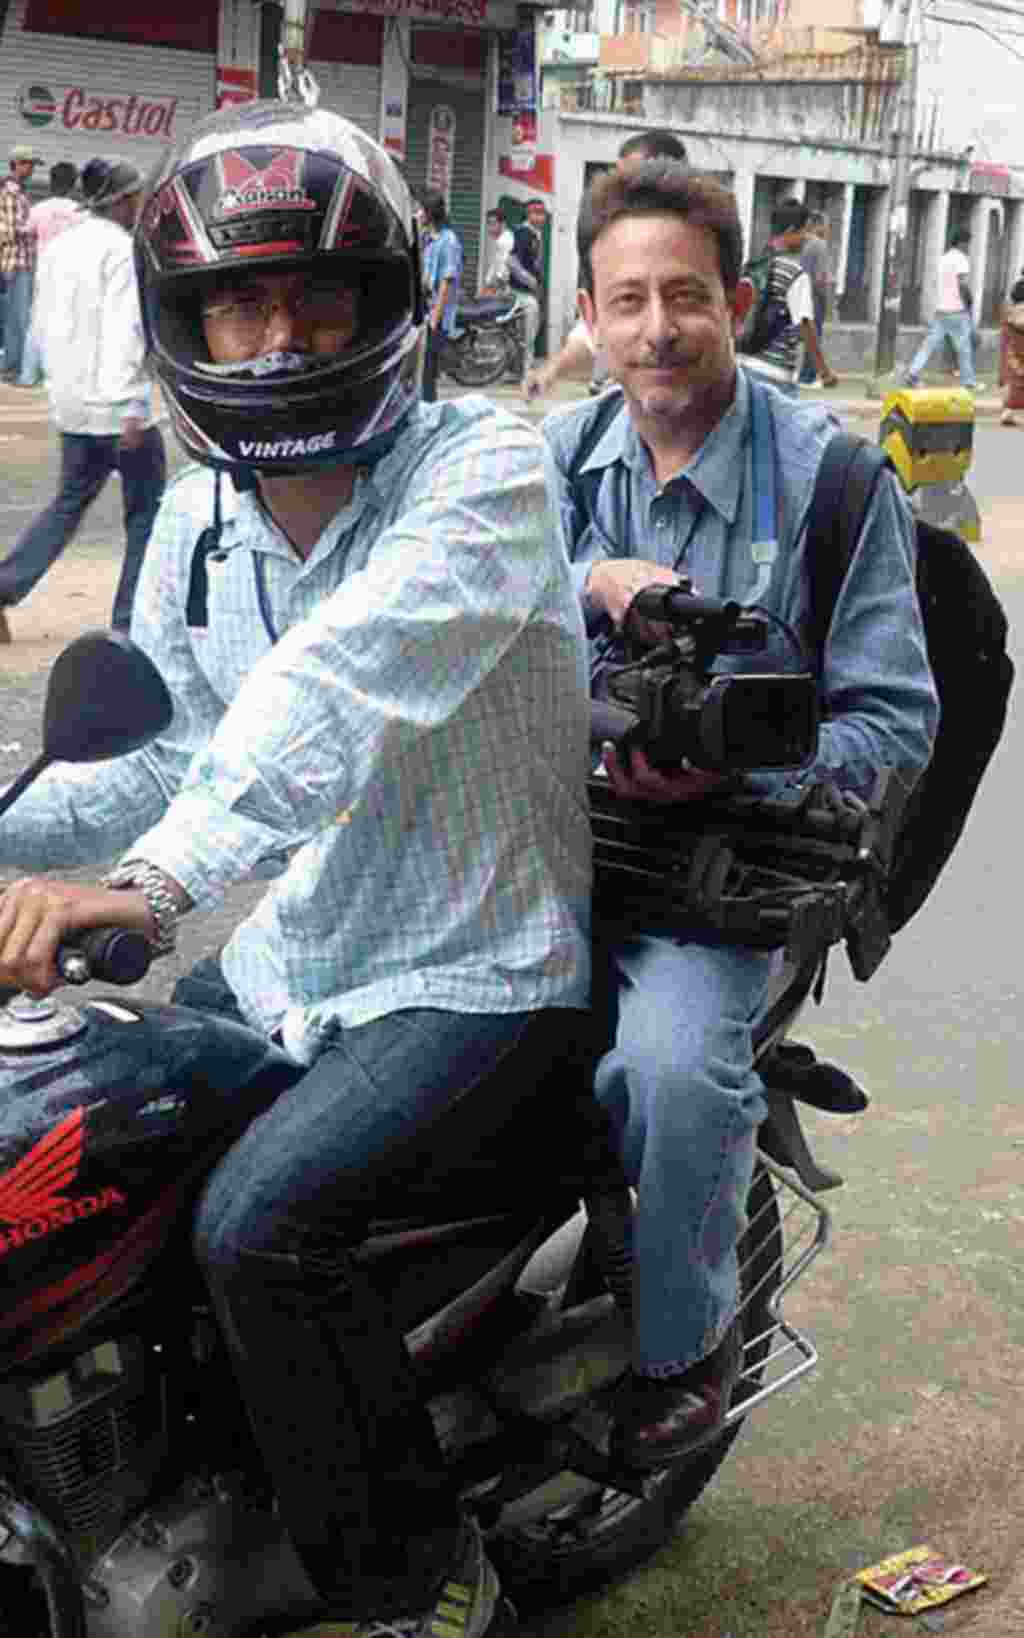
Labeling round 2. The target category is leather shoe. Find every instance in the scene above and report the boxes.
[612,1319,742,1470]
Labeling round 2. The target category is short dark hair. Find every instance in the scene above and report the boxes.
[526,197,547,211]
[49,162,77,196]
[422,189,448,229]
[577,161,742,296]
[618,129,688,164]
[950,227,971,248]
[771,197,810,236]
[487,206,505,224]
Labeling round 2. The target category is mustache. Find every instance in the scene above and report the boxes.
[630,343,699,368]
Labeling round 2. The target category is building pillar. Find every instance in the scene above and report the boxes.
[1006,199,1024,296]
[835,181,855,301]
[920,189,950,318]
[968,193,991,325]
[379,18,410,163]
[866,187,888,325]
[732,169,756,262]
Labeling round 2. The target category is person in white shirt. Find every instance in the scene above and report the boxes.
[16,160,82,387]
[480,206,514,294]
[904,228,977,390]
[0,156,165,642]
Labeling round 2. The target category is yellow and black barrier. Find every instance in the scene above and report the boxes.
[879,386,980,543]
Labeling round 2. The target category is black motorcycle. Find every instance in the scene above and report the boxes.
[439,295,525,389]
[0,626,892,1638]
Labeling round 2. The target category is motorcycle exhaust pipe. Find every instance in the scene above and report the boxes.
[0,1487,86,1638]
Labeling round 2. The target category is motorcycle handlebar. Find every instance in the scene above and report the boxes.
[56,927,153,987]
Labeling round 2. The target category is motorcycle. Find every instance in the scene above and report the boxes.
[0,629,892,1638]
[439,295,525,389]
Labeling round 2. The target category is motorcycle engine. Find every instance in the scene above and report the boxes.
[0,1328,319,1637]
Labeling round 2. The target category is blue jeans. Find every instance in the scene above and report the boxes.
[2,269,32,379]
[593,934,771,1375]
[906,309,976,389]
[187,971,592,1619]
[0,425,166,627]
[17,323,41,386]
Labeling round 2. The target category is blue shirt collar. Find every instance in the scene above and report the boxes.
[580,367,751,525]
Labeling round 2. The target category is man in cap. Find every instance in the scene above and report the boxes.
[0,143,40,380]
[0,156,166,642]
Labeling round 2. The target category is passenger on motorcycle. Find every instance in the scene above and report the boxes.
[544,162,939,1469]
[0,103,592,1638]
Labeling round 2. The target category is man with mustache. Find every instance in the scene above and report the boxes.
[543,162,938,1468]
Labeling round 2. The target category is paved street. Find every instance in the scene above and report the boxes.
[0,380,1022,1637]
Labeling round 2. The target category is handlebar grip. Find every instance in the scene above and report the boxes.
[57,927,153,987]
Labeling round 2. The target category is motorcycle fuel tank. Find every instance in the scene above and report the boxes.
[0,996,302,1363]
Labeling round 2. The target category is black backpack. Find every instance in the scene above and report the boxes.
[806,433,1014,933]
[567,399,1014,938]
[735,252,792,357]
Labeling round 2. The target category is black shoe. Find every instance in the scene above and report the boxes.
[612,1320,742,1470]
[353,1517,511,1638]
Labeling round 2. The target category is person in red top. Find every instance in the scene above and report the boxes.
[17,162,81,388]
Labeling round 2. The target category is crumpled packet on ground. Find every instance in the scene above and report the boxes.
[854,1544,986,1615]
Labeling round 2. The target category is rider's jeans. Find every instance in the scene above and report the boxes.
[593,934,772,1375]
[190,981,590,1621]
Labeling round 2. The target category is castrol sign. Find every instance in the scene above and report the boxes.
[18,82,184,141]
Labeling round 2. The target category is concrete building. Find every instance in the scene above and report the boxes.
[536,0,1024,374]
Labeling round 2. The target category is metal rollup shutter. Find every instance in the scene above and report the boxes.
[309,63,380,141]
[0,0,215,176]
[405,78,486,295]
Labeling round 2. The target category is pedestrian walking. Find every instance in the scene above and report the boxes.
[509,199,547,380]
[0,156,166,644]
[798,209,832,385]
[420,189,463,403]
[17,161,82,388]
[998,268,1024,427]
[741,197,837,396]
[0,143,41,382]
[903,228,977,391]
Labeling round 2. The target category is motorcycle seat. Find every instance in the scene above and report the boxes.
[456,296,517,322]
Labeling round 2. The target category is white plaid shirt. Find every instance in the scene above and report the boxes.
[2,398,592,1052]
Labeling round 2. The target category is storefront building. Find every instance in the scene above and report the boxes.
[0,0,548,298]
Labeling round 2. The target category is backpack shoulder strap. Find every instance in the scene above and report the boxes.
[566,388,625,535]
[805,431,891,655]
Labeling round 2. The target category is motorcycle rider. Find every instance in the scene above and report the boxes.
[0,103,592,1638]
[544,160,939,1468]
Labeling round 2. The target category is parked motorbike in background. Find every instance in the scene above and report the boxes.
[439,294,525,388]
[0,628,896,1638]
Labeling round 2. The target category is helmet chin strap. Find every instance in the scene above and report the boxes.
[195,350,311,380]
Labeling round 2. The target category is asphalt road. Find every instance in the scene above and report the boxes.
[0,387,1022,1638]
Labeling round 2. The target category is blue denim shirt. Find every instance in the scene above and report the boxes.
[542,367,939,797]
[423,226,463,337]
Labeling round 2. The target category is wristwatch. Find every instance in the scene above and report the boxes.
[101,859,181,956]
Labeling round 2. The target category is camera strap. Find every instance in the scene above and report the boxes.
[746,376,779,605]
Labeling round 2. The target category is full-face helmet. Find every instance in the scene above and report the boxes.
[136,101,424,473]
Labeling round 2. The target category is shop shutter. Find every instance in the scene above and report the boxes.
[0,0,215,176]
[405,78,486,295]
[309,63,381,141]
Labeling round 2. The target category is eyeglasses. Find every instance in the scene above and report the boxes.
[201,279,357,333]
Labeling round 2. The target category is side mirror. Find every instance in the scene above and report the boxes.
[43,630,173,765]
[0,630,173,821]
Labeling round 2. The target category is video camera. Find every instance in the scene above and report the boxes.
[591,581,818,773]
